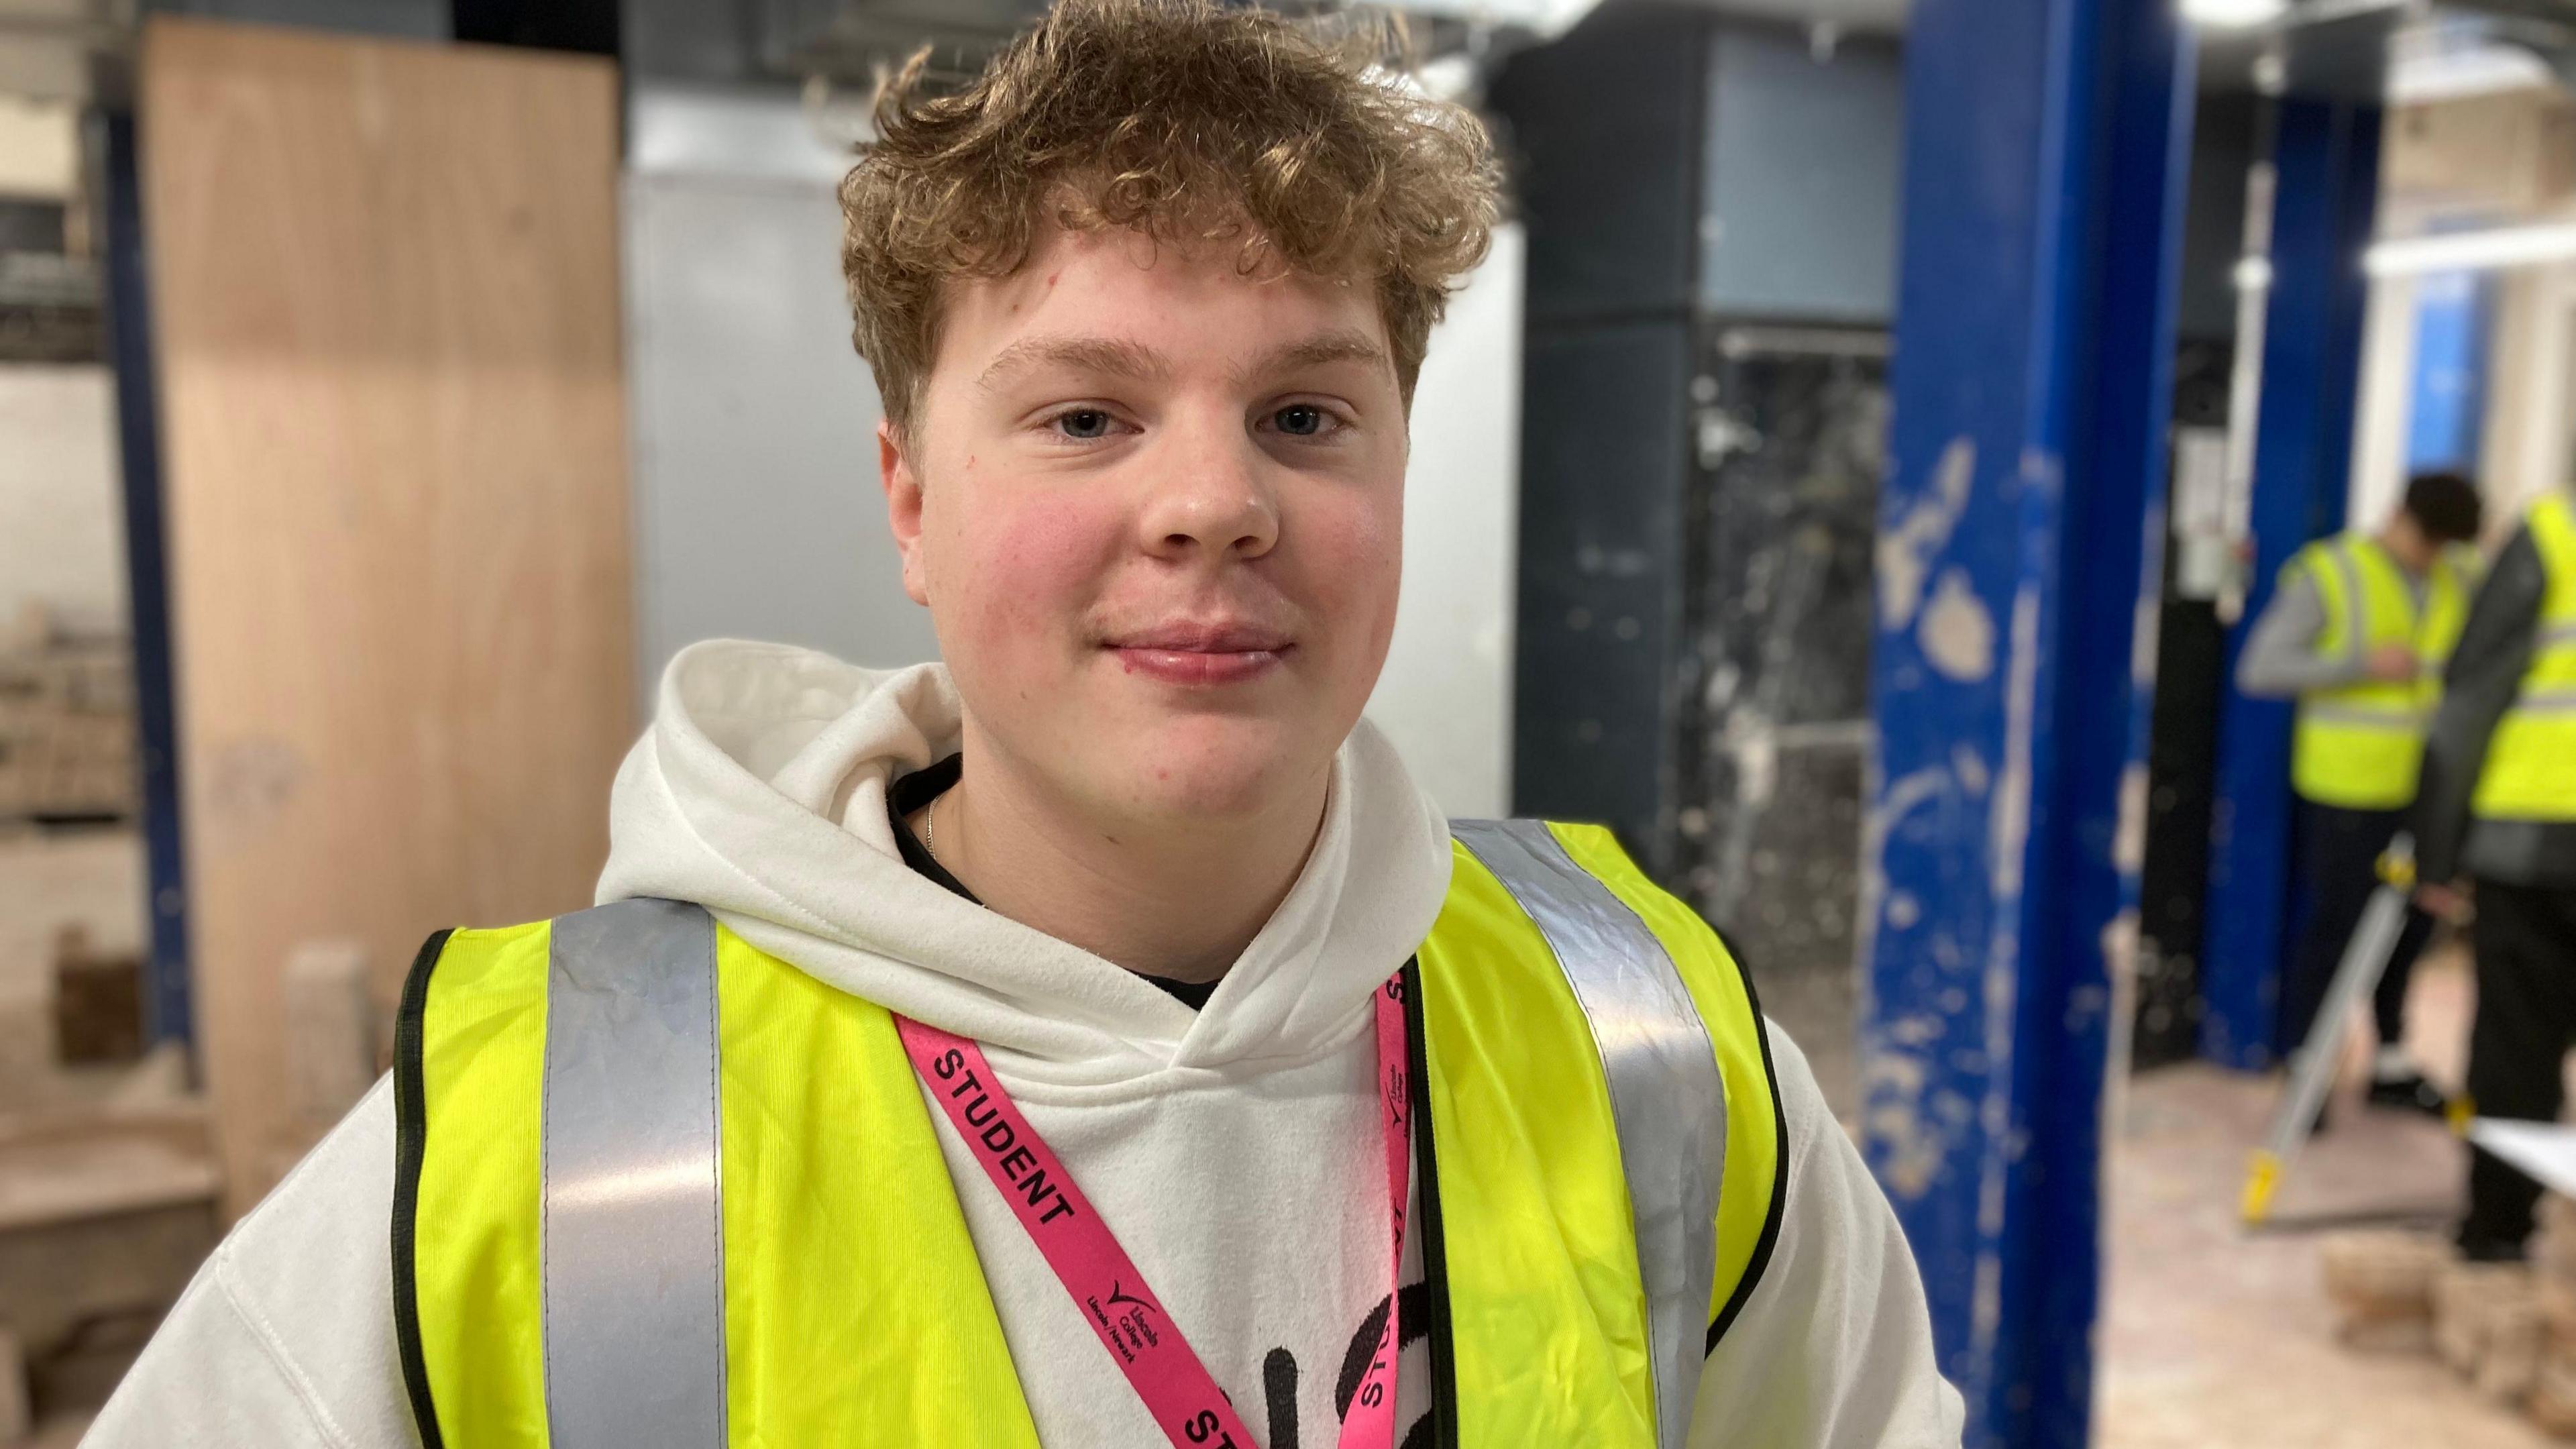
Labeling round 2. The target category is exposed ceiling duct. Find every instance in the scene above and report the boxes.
[756,0,1916,97]
[758,0,1585,109]
[2189,0,2576,102]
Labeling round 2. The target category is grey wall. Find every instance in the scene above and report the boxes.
[1364,226,1523,823]
[1700,23,1904,322]
[623,85,941,706]
[623,0,760,83]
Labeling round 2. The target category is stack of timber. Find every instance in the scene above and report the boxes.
[0,608,133,825]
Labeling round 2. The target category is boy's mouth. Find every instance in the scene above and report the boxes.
[1104,621,1295,686]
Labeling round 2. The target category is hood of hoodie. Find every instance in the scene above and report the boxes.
[596,639,1455,1091]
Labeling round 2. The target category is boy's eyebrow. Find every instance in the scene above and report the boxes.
[1244,329,1391,379]
[976,329,1392,392]
[977,335,1171,390]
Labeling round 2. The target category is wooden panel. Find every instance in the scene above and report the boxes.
[141,19,632,1214]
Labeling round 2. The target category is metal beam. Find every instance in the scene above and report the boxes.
[99,109,193,1052]
[2200,99,2382,1069]
[1860,0,2195,1443]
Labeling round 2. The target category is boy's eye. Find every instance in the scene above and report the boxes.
[1274,405,1330,437]
[1055,409,1116,440]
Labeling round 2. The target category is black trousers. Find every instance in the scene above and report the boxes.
[2277,800,2434,1060]
[2462,880,2576,1250]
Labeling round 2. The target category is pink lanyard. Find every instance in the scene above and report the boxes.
[896,975,1411,1449]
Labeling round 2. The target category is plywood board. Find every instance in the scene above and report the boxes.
[141,19,633,1214]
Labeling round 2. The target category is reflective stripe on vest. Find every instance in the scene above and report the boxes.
[541,898,726,1449]
[1452,818,1722,1449]
[394,822,1785,1447]
[2475,493,2576,821]
[2289,535,2470,809]
[2296,700,2432,731]
[402,913,1039,1448]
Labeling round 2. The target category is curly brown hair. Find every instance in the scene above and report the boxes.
[838,0,1502,436]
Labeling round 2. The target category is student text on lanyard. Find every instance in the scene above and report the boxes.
[896,975,1411,1449]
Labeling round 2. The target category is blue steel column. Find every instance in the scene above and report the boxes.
[1859,0,2192,1444]
[99,111,195,1051]
[2200,101,2382,1069]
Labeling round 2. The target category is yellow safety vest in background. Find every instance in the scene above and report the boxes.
[2288,533,2476,810]
[391,820,1786,1449]
[2474,493,2576,822]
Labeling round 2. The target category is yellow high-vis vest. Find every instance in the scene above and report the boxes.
[390,820,1787,1449]
[2474,493,2576,822]
[2286,533,2477,810]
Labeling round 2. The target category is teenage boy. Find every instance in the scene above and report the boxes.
[2237,472,2484,1114]
[88,3,1962,1444]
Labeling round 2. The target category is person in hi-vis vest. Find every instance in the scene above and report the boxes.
[2237,472,2485,1120]
[86,3,1964,1445]
[2415,480,2576,1260]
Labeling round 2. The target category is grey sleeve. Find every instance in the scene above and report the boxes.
[2234,570,2361,698]
[2415,529,2546,885]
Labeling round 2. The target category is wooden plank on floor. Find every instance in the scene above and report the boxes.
[140,18,633,1216]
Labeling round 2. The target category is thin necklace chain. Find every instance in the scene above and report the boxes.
[922,790,945,865]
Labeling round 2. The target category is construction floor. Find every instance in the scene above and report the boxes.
[2096,943,2555,1448]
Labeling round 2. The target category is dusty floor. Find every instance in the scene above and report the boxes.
[2096,944,2557,1448]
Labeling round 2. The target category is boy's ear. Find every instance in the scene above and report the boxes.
[879,418,932,608]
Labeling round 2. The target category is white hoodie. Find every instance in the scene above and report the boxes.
[85,641,1964,1448]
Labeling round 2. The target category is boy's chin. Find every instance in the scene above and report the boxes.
[1097,722,1328,825]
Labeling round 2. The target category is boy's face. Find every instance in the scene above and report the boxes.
[881,223,1407,826]
[2384,511,2436,574]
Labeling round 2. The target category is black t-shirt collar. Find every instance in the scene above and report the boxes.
[885,753,1220,1012]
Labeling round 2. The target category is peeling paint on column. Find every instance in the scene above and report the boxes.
[1922,569,1998,681]
[1953,743,1992,796]
[2114,762,2151,875]
[1988,584,2042,900]
[1878,435,1976,631]
[1968,582,2041,1373]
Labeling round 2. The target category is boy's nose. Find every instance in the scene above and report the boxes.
[1136,420,1281,564]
